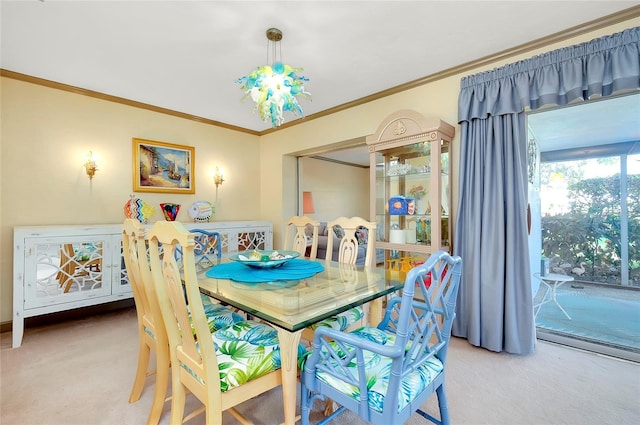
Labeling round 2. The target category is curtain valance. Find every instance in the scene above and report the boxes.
[459,26,640,122]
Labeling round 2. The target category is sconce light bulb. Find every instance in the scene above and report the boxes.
[214,167,225,188]
[84,151,98,180]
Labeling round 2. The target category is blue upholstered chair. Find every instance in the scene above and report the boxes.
[301,250,462,425]
[174,228,222,274]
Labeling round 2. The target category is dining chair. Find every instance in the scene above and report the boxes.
[174,228,222,275]
[325,216,376,268]
[284,215,319,259]
[122,218,171,425]
[147,220,303,425]
[122,219,244,425]
[301,250,463,425]
[191,228,223,270]
[302,217,376,342]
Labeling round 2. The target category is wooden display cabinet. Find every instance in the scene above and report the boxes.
[366,110,455,267]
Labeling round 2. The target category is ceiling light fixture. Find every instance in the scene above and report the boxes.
[236,28,311,128]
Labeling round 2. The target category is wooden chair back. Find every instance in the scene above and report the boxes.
[302,217,374,342]
[284,215,319,259]
[325,216,376,267]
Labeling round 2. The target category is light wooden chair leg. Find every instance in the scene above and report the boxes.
[147,348,170,425]
[323,399,338,417]
[169,380,187,425]
[129,342,151,403]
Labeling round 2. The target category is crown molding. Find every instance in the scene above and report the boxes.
[0,69,260,136]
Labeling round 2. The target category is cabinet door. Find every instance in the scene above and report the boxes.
[235,226,272,252]
[23,235,112,309]
[375,145,432,241]
[111,236,132,295]
[374,141,450,253]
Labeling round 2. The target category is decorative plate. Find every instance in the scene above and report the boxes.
[188,200,214,222]
[229,250,300,269]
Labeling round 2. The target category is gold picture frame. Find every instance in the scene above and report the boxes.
[133,138,195,194]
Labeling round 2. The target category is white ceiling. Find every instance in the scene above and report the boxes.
[2,0,638,136]
[528,94,640,153]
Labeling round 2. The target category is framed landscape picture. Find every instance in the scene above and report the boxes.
[133,138,195,194]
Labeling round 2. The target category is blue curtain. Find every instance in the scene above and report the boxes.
[454,27,640,354]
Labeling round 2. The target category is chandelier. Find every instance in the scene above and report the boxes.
[236,28,311,128]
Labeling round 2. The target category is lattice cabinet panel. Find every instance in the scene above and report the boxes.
[24,236,112,309]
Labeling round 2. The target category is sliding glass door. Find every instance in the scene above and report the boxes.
[535,149,639,360]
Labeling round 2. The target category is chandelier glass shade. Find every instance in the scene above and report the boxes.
[236,28,311,128]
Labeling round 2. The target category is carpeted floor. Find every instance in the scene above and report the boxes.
[2,306,639,425]
[535,282,640,351]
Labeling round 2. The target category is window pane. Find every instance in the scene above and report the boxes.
[541,156,627,285]
[627,153,639,287]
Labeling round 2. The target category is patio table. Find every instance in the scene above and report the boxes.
[534,272,574,320]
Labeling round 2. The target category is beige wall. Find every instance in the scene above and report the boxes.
[0,78,261,322]
[259,76,461,249]
[2,17,638,325]
[299,157,369,224]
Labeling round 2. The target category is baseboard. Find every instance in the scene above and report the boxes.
[537,329,640,363]
[0,299,135,334]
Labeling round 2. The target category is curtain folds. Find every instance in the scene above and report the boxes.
[459,27,640,121]
[453,27,640,354]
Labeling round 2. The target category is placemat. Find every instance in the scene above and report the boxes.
[205,258,325,283]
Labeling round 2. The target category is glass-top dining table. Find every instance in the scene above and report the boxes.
[198,258,406,425]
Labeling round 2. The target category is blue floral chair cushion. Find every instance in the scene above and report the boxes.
[307,306,365,332]
[313,326,444,413]
[189,299,246,334]
[189,320,308,392]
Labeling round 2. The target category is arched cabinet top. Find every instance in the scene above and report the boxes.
[365,109,455,147]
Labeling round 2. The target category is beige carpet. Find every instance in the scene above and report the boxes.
[2,306,639,425]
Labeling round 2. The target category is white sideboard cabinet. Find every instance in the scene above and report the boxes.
[13,220,272,348]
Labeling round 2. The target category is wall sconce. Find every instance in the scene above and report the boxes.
[213,166,225,203]
[214,167,224,189]
[84,151,98,180]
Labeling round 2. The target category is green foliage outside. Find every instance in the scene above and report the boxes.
[541,172,639,286]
